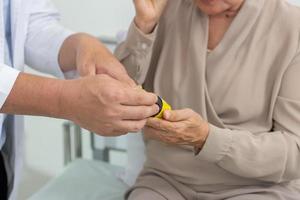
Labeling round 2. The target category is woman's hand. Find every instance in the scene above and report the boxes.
[133,0,168,34]
[145,109,210,149]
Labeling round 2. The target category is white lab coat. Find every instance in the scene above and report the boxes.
[0,0,73,199]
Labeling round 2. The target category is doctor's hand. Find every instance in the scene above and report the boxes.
[59,33,136,86]
[133,0,168,34]
[60,74,159,136]
[144,109,210,149]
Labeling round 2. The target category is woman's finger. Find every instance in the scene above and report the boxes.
[163,109,194,122]
[144,127,188,145]
[144,127,173,143]
[146,117,175,131]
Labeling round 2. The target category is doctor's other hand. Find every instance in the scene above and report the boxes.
[145,109,210,149]
[60,74,159,136]
[133,0,168,34]
[59,33,136,87]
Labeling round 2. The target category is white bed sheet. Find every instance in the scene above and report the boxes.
[29,159,129,200]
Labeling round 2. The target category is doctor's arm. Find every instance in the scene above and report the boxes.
[24,0,134,85]
[0,70,158,136]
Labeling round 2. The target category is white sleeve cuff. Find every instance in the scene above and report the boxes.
[0,65,20,109]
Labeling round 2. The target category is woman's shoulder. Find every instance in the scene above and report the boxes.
[271,0,300,29]
[260,0,300,45]
[281,1,300,17]
[272,1,300,57]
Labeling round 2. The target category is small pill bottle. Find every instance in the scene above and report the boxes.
[153,96,172,119]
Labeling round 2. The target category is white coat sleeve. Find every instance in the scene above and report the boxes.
[0,64,20,109]
[24,0,75,79]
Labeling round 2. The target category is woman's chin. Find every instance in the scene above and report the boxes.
[198,7,227,16]
[195,0,231,16]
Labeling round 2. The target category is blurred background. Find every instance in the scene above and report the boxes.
[17,0,300,199]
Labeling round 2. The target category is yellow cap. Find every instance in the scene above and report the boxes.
[137,86,172,119]
[154,96,172,119]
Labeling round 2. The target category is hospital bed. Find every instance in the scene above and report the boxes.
[29,36,145,200]
[29,121,134,200]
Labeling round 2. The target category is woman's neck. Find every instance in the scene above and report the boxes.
[207,16,234,50]
[207,2,244,50]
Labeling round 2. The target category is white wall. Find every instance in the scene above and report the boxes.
[288,0,300,6]
[52,0,135,36]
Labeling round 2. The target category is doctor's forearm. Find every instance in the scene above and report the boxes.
[58,33,79,72]
[58,33,109,73]
[58,33,136,86]
[0,73,67,119]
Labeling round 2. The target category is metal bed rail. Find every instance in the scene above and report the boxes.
[63,122,83,165]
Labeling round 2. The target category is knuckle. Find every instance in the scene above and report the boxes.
[134,93,144,103]
[104,109,118,119]
[107,92,118,102]
[174,128,182,135]
[179,127,186,134]
[158,122,165,130]
[107,90,124,102]
[173,125,181,132]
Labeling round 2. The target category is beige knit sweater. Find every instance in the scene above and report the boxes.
[115,0,300,192]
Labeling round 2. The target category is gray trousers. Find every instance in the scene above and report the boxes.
[126,169,300,200]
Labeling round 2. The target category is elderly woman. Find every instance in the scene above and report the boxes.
[115,0,300,199]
